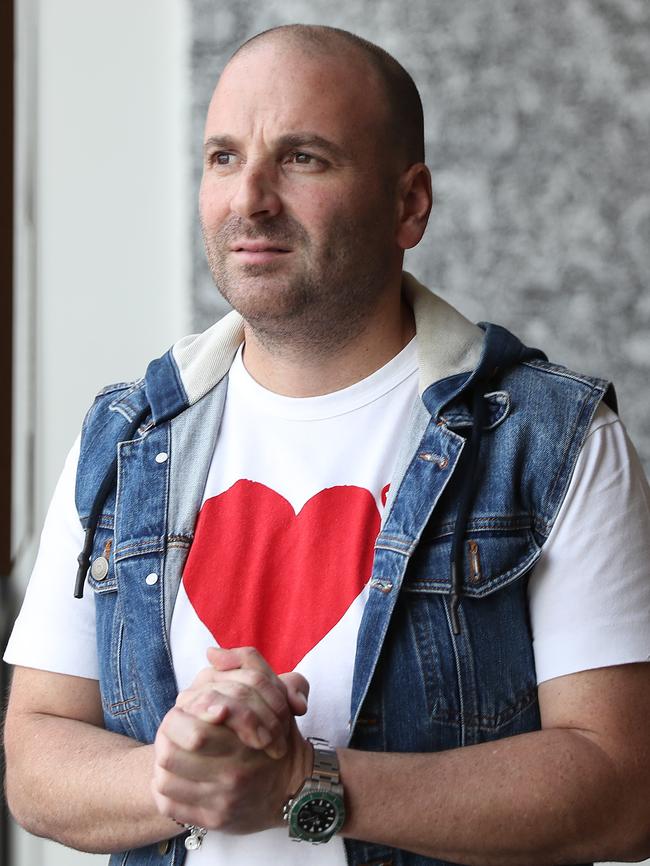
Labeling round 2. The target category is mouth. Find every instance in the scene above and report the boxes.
[229,243,292,264]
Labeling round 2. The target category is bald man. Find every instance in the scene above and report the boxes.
[5,24,650,866]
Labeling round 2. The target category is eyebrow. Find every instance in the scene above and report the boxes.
[203,132,348,163]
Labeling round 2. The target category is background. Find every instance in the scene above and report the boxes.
[4,1,649,864]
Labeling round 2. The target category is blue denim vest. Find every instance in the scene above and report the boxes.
[75,291,613,866]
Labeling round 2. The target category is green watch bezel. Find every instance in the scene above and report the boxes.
[288,788,346,843]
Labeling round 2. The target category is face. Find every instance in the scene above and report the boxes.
[199,39,407,346]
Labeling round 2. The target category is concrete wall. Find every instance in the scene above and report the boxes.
[189,0,650,472]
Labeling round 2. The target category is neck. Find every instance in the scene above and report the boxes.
[241,292,415,397]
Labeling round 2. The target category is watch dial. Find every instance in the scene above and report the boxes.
[297,798,337,834]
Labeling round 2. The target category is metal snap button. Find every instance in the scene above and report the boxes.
[145,573,159,585]
[90,556,109,581]
[155,452,168,463]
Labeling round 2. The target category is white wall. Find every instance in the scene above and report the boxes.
[12,0,190,863]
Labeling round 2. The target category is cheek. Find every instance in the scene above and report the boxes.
[199,179,229,230]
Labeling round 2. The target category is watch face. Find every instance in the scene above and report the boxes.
[297,797,337,835]
[290,790,345,842]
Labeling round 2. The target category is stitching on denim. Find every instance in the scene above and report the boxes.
[425,515,533,541]
[114,539,166,560]
[110,403,137,423]
[522,360,607,388]
[116,540,163,554]
[405,546,540,595]
[90,579,117,593]
[431,685,538,730]
[109,696,140,715]
[375,542,413,556]
[97,515,115,529]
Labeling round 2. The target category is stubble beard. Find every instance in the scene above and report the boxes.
[202,213,394,359]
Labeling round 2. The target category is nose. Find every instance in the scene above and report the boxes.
[230,161,282,220]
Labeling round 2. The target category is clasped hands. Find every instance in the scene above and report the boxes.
[151,646,313,835]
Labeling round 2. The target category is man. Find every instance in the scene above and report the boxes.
[4,23,650,866]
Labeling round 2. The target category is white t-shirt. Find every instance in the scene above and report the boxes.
[5,340,650,865]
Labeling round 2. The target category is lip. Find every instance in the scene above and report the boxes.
[230,242,291,253]
[230,243,292,264]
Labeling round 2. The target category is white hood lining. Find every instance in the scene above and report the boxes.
[172,273,485,406]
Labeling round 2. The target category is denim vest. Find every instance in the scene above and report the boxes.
[75,283,613,866]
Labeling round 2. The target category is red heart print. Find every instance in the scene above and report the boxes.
[182,479,381,673]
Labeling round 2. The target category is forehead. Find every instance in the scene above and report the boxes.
[205,40,388,147]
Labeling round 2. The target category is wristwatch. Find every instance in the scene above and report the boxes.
[283,737,346,843]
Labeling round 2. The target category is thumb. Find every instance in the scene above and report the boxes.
[206,646,242,671]
[279,672,310,716]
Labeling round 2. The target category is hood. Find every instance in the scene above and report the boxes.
[142,272,541,426]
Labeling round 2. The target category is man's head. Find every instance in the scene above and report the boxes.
[199,25,432,353]
[231,25,426,168]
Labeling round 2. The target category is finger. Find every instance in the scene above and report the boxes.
[153,757,215,798]
[160,706,240,756]
[177,689,229,722]
[184,686,287,755]
[199,667,291,723]
[206,646,283,681]
[181,652,253,695]
[278,672,310,716]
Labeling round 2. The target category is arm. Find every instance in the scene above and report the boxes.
[156,650,650,864]
[4,665,180,853]
[4,649,308,852]
[339,662,650,865]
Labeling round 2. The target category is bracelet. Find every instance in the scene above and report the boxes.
[174,821,208,851]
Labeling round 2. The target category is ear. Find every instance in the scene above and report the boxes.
[395,163,433,250]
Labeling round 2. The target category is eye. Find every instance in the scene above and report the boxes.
[285,151,326,171]
[291,152,315,164]
[206,151,236,168]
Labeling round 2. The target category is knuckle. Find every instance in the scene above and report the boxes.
[155,773,175,800]
[230,682,250,701]
[156,740,176,772]
[186,726,207,752]
[220,765,249,791]
[207,801,232,831]
[240,707,258,729]
[246,669,266,689]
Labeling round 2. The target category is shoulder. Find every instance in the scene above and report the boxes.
[509,356,613,407]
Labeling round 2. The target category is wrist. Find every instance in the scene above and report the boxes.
[289,732,315,798]
[282,737,346,843]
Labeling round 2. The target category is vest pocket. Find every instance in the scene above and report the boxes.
[405,519,541,598]
[392,524,542,746]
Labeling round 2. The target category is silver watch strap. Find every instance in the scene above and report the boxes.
[309,737,341,785]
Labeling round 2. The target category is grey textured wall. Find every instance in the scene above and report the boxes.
[190,0,650,470]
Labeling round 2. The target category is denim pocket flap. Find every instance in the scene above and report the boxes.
[405,520,541,598]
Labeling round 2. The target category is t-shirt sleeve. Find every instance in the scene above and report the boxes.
[529,402,650,684]
[3,437,99,679]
